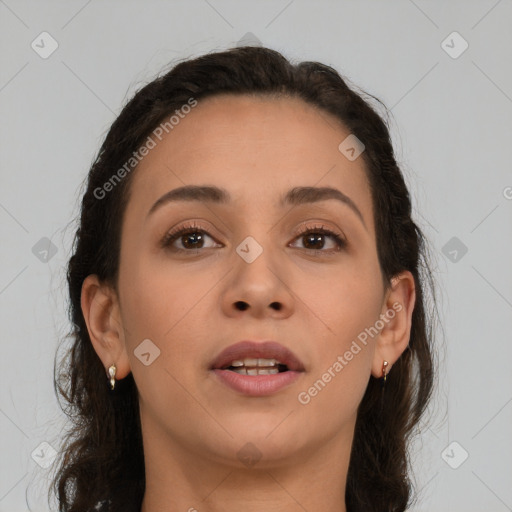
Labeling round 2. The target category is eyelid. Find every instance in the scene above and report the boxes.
[293,221,344,238]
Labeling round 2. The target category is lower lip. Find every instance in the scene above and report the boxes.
[211,369,303,396]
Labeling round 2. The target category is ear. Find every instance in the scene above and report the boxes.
[80,274,131,382]
[371,270,416,379]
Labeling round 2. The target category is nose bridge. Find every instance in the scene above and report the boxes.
[234,230,280,288]
[221,221,293,317]
[231,202,279,265]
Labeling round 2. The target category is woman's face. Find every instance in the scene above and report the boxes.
[114,94,390,467]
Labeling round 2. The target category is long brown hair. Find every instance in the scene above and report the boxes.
[50,46,438,512]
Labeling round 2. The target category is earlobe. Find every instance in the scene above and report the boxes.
[371,271,416,379]
[80,274,131,381]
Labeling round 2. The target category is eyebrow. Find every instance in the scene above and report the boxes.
[147,184,367,229]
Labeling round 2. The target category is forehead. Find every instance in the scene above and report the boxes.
[125,93,373,229]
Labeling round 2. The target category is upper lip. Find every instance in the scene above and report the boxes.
[210,340,305,372]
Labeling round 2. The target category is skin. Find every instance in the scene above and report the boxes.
[81,94,415,512]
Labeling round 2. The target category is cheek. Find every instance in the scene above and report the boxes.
[302,261,383,346]
[294,264,382,414]
[296,303,378,432]
[119,260,210,416]
[120,252,214,341]
[120,250,233,361]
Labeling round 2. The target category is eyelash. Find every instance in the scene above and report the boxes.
[161,221,346,255]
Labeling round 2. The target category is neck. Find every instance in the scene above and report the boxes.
[139,412,354,512]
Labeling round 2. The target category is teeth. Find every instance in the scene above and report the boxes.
[222,357,287,375]
[228,357,279,367]
[231,367,280,376]
[258,358,277,366]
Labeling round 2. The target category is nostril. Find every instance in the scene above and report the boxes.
[235,301,249,311]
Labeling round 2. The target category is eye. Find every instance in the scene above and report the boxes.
[160,221,346,255]
[161,222,221,253]
[289,223,346,253]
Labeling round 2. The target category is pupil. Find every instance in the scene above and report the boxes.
[183,232,203,249]
[304,234,324,250]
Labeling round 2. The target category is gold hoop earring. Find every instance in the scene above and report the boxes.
[108,364,117,390]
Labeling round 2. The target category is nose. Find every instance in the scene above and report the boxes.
[220,245,294,319]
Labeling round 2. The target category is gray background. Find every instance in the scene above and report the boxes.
[1,1,511,511]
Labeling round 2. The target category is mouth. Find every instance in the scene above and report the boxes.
[209,340,305,396]
[210,340,305,373]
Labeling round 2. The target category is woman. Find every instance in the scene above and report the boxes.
[51,45,437,512]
